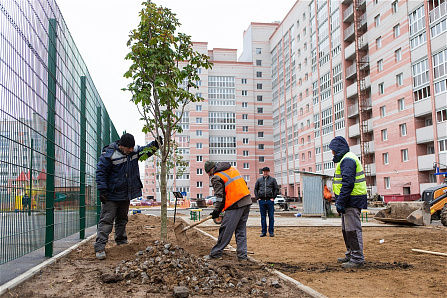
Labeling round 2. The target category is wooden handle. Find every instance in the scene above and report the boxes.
[182,215,213,232]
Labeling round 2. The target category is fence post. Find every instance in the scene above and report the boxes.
[80,76,86,239]
[45,18,57,258]
[96,107,102,223]
[28,138,33,216]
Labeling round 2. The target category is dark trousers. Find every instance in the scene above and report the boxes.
[341,207,364,263]
[210,205,250,259]
[94,200,130,252]
[259,199,274,235]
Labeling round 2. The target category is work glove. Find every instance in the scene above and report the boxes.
[156,136,163,148]
[210,210,221,219]
[99,192,108,204]
[335,204,345,214]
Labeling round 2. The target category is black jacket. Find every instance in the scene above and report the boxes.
[329,136,367,209]
[254,175,279,200]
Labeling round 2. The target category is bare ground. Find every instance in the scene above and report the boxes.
[2,214,446,297]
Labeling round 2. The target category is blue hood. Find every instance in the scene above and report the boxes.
[329,136,350,163]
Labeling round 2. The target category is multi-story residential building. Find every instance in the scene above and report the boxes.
[143,0,447,201]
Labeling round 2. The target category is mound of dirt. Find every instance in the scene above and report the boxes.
[2,214,308,297]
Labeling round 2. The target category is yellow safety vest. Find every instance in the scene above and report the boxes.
[333,152,367,196]
[214,167,251,211]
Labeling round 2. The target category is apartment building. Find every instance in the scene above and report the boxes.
[143,0,447,201]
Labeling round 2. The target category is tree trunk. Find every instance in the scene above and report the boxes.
[160,158,168,241]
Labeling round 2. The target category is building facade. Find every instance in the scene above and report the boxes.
[143,0,447,201]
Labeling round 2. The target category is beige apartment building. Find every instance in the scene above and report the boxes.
[143,0,447,201]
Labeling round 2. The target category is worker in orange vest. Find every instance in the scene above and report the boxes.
[203,161,252,261]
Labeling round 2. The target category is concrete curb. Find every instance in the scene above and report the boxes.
[194,227,328,298]
[0,233,96,296]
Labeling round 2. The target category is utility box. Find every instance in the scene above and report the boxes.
[295,170,332,216]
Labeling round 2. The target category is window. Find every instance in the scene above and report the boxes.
[196,117,202,124]
[395,48,402,62]
[242,126,248,132]
[197,181,203,188]
[243,163,250,169]
[242,78,247,84]
[400,123,407,136]
[256,60,262,66]
[391,1,398,14]
[377,59,383,72]
[197,155,202,162]
[209,112,235,130]
[196,105,202,111]
[258,119,264,125]
[308,151,312,159]
[380,106,386,117]
[257,107,264,113]
[393,24,400,37]
[243,150,249,157]
[385,177,391,189]
[256,48,262,54]
[256,71,262,78]
[379,83,385,95]
[242,102,248,108]
[259,156,265,162]
[259,144,264,150]
[242,114,248,120]
[398,98,405,111]
[243,138,249,144]
[197,168,203,175]
[396,73,403,86]
[382,129,388,141]
[196,130,202,136]
[383,153,389,165]
[257,95,263,101]
[242,90,248,96]
[257,83,263,89]
[439,139,447,152]
[244,175,250,182]
[401,149,409,162]
[375,14,380,27]
[437,108,447,122]
[196,143,203,149]
[258,132,264,138]
[376,37,382,49]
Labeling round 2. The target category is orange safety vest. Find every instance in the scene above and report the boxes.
[214,167,251,211]
[324,185,332,202]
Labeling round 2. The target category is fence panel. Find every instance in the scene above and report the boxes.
[0,0,118,264]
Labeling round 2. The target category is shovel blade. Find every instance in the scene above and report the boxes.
[174,222,187,242]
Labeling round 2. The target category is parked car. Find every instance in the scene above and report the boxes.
[274,195,285,204]
[205,195,216,205]
[130,199,141,206]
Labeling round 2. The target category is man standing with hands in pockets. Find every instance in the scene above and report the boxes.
[254,167,279,237]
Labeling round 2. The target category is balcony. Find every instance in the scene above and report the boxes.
[348,119,373,138]
[365,163,376,176]
[418,154,435,171]
[438,121,447,139]
[416,126,434,144]
[343,3,354,22]
[344,23,355,41]
[348,102,359,117]
[346,76,371,99]
[346,63,357,79]
[414,98,432,117]
[429,1,447,24]
[351,141,375,156]
[345,41,356,60]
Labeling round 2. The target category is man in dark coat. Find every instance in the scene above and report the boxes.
[94,133,161,260]
[329,136,367,268]
[254,167,279,237]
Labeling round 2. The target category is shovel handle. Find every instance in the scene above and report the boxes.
[182,215,213,232]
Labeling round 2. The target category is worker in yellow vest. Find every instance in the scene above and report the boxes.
[203,161,252,261]
[329,136,367,269]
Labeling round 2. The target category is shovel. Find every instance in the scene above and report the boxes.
[175,215,213,242]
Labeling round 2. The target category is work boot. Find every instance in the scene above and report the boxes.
[342,261,364,269]
[96,251,106,260]
[203,255,222,260]
[238,257,249,262]
[269,234,274,237]
[337,256,351,263]
[260,233,266,237]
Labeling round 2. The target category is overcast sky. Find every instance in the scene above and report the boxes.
[56,0,297,145]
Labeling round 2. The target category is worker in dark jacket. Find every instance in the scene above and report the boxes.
[329,136,367,269]
[254,167,279,237]
[94,133,161,260]
[203,161,252,261]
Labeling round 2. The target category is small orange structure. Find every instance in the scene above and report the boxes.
[324,185,333,202]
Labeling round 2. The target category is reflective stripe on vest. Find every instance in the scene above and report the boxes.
[214,167,251,211]
[333,152,367,196]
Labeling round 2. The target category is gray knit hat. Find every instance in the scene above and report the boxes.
[204,161,216,173]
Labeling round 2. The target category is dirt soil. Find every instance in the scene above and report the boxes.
[2,214,309,298]
[202,224,447,298]
[3,214,447,298]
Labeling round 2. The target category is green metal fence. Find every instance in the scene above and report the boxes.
[0,0,119,264]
